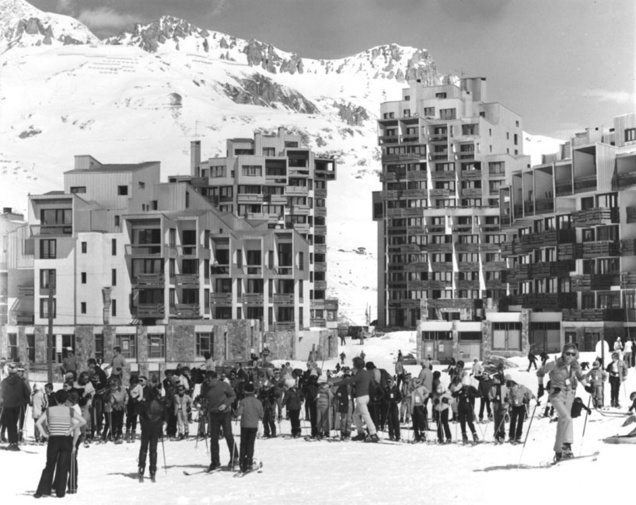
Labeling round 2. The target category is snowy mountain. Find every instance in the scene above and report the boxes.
[0,0,563,324]
[0,0,99,52]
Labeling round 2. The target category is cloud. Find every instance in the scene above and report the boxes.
[77,7,139,30]
[584,89,636,105]
[436,0,510,21]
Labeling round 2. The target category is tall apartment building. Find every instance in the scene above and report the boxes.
[1,207,26,331]
[501,113,636,354]
[373,77,529,328]
[187,128,338,328]
[2,135,338,377]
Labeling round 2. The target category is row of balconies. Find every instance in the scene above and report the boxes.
[570,273,619,291]
[504,292,578,311]
[571,207,619,227]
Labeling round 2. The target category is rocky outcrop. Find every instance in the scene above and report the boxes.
[336,102,369,126]
[223,74,318,113]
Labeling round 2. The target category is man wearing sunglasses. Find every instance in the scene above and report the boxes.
[537,343,589,462]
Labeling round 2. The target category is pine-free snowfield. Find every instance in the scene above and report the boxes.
[3,333,634,504]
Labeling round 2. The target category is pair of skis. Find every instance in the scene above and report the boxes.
[183,462,263,477]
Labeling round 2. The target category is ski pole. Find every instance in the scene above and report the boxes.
[518,401,538,465]
[160,434,167,475]
[579,395,592,456]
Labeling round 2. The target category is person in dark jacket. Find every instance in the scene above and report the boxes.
[0,363,31,450]
[283,379,304,438]
[477,374,493,422]
[452,374,481,444]
[302,374,319,438]
[334,377,353,440]
[205,371,239,470]
[137,385,165,482]
[385,376,402,441]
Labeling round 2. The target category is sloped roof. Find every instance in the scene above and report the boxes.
[65,161,159,174]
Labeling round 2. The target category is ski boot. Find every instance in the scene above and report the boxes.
[462,435,469,445]
[472,432,479,444]
[150,473,156,483]
[138,468,144,483]
[561,443,573,459]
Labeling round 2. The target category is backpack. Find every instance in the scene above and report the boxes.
[146,397,165,423]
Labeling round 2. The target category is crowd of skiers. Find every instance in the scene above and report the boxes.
[3,340,636,497]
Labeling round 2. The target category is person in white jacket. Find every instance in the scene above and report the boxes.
[31,384,48,443]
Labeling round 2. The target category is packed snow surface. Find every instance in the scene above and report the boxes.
[2,332,634,504]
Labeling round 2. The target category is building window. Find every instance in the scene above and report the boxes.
[138,181,145,190]
[285,141,299,148]
[242,165,263,177]
[81,302,87,314]
[81,272,87,284]
[625,128,636,142]
[210,166,226,177]
[40,239,56,259]
[112,269,117,286]
[112,299,117,317]
[196,332,214,357]
[114,215,120,228]
[27,334,35,363]
[263,147,276,156]
[492,322,522,351]
[70,186,86,194]
[118,185,128,196]
[8,333,19,361]
[112,238,117,255]
[40,298,56,318]
[40,269,56,289]
[435,92,447,99]
[81,242,87,253]
[186,191,190,209]
[148,334,165,359]
[423,107,435,117]
[94,333,104,362]
[116,335,136,359]
[440,109,456,120]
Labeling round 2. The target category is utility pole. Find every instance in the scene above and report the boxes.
[47,280,54,383]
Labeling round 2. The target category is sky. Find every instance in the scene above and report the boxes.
[27,0,636,140]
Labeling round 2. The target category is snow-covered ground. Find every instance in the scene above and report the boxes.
[2,332,635,504]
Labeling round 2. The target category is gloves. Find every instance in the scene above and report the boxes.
[537,385,545,398]
[218,404,226,412]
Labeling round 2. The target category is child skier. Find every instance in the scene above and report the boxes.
[283,378,304,438]
[411,378,429,442]
[315,376,333,439]
[505,375,534,443]
[174,384,192,440]
[585,360,607,409]
[237,382,264,473]
[334,374,353,440]
[31,384,48,444]
[489,373,509,443]
[432,384,452,444]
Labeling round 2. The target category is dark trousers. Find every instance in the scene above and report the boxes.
[239,427,257,472]
[209,412,238,467]
[67,439,81,493]
[102,410,112,440]
[36,436,73,498]
[458,409,477,439]
[609,376,621,406]
[289,409,301,437]
[263,405,276,437]
[509,405,526,441]
[479,397,492,420]
[139,422,161,475]
[493,407,507,441]
[412,405,426,441]
[167,408,177,437]
[91,395,103,439]
[387,403,400,440]
[112,410,125,439]
[3,406,20,444]
[307,402,317,437]
[125,404,138,433]
[436,409,452,442]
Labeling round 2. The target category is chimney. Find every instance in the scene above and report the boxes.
[191,140,201,176]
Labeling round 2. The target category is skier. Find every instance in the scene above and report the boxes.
[315,376,333,439]
[585,360,607,409]
[205,371,239,471]
[385,376,402,442]
[137,384,165,483]
[237,382,263,473]
[432,383,452,444]
[527,348,538,371]
[33,389,86,498]
[489,373,509,443]
[174,384,192,440]
[411,378,429,442]
[334,373,352,440]
[537,343,589,461]
[477,374,493,422]
[505,375,534,443]
[0,363,30,450]
[283,378,304,438]
[606,351,628,408]
[452,373,480,444]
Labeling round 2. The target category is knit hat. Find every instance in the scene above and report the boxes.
[244,382,255,394]
[8,363,17,373]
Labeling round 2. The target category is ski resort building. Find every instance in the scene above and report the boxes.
[0,135,338,380]
[500,112,636,355]
[373,77,529,331]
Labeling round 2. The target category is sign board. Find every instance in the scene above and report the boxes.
[56,335,63,353]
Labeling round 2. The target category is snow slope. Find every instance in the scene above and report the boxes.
[2,332,634,504]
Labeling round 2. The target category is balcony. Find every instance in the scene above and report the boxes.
[242,294,264,305]
[386,208,423,217]
[237,194,263,204]
[388,299,421,308]
[126,244,162,257]
[401,134,420,143]
[571,208,619,227]
[621,272,636,289]
[582,240,619,258]
[272,322,296,331]
[273,293,295,305]
[381,153,422,163]
[428,133,448,142]
[612,171,636,190]
[407,225,427,235]
[314,207,327,218]
[176,245,198,257]
[30,224,73,237]
[210,293,232,305]
[431,171,456,180]
[175,274,199,286]
[506,264,532,282]
[404,262,429,272]
[480,243,501,252]
[562,308,625,322]
[18,285,34,298]
[325,299,339,312]
[134,273,165,287]
[457,262,480,271]
[535,199,554,214]
[512,293,577,311]
[314,262,327,272]
[460,188,482,198]
[430,152,450,162]
[483,261,507,271]
[427,298,482,310]
[170,304,200,318]
[557,243,583,261]
[314,280,327,290]
[246,266,263,276]
[285,186,309,196]
[314,244,327,254]
[15,312,35,325]
[314,225,327,236]
[427,243,453,252]
[573,174,597,193]
[460,170,482,180]
[310,318,326,327]
[210,264,230,276]
[429,262,453,272]
[456,280,480,290]
[274,266,294,276]
[430,188,452,197]
[455,243,480,252]
[135,304,165,318]
[555,182,573,196]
